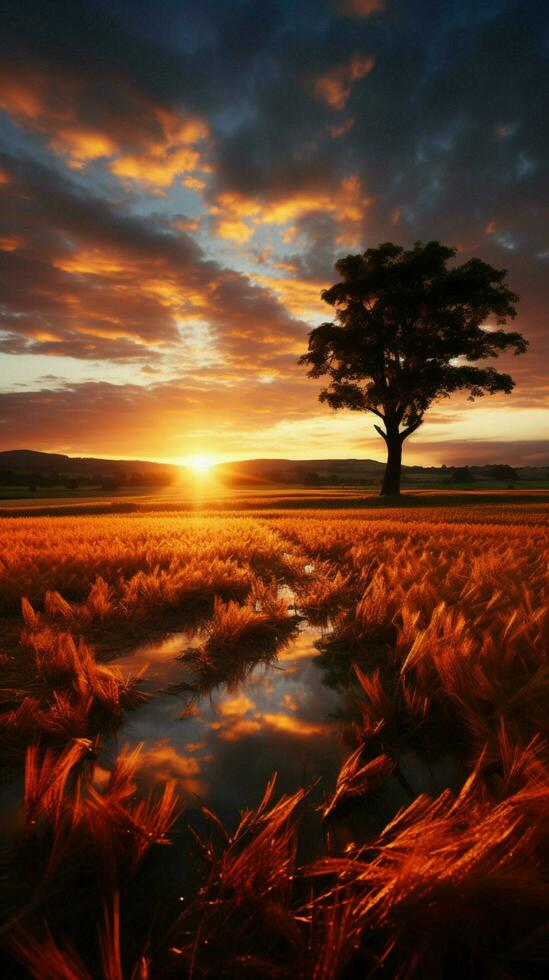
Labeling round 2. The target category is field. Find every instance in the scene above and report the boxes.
[0,495,548,978]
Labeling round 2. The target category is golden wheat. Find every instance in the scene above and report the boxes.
[0,504,547,977]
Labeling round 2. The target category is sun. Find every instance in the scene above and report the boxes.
[186,454,215,475]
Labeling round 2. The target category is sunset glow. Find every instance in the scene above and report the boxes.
[1,6,548,978]
[185,454,216,475]
[0,0,546,467]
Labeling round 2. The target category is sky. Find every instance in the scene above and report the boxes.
[0,0,547,466]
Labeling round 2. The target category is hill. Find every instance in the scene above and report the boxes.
[215,457,387,486]
[0,450,547,491]
[0,450,178,489]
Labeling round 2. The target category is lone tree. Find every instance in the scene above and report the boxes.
[299,241,527,496]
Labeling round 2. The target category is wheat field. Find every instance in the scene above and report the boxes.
[0,504,548,977]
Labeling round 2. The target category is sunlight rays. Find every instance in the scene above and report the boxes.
[185,454,216,475]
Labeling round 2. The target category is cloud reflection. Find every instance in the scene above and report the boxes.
[107,624,346,812]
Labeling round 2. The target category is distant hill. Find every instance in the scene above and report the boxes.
[215,457,388,486]
[0,450,176,475]
[0,450,178,489]
[216,458,548,488]
[0,450,547,490]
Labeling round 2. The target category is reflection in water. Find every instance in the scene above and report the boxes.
[106,621,465,861]
[104,625,347,827]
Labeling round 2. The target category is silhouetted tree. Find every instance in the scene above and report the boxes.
[299,242,527,495]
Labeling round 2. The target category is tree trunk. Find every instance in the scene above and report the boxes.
[380,432,402,496]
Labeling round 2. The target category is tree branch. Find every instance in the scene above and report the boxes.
[399,417,424,441]
[374,424,388,442]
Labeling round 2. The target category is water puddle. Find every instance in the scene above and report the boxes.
[0,615,467,952]
[104,619,466,845]
[0,618,466,859]
[103,624,349,827]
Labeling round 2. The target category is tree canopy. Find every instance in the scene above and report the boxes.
[299,241,527,495]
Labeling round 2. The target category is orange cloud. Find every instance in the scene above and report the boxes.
[251,273,326,319]
[0,68,210,188]
[0,72,119,169]
[109,112,209,189]
[183,176,207,190]
[50,129,119,169]
[262,712,329,737]
[29,329,62,343]
[260,177,369,224]
[47,247,196,344]
[211,192,262,242]
[313,54,375,110]
[218,694,255,716]
[136,741,206,794]
[54,250,127,276]
[217,218,255,243]
[139,743,201,779]
[211,176,371,245]
[0,150,306,368]
[215,718,263,741]
[210,699,330,741]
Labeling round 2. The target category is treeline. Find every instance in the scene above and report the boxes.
[0,468,174,492]
[432,464,520,484]
[217,460,524,488]
[266,464,521,487]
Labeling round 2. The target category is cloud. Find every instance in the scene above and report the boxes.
[135,740,206,795]
[0,15,211,189]
[0,377,544,468]
[261,712,329,737]
[0,373,323,458]
[109,113,210,190]
[313,54,375,110]
[0,150,308,367]
[250,271,326,319]
[209,175,372,247]
[0,0,547,463]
